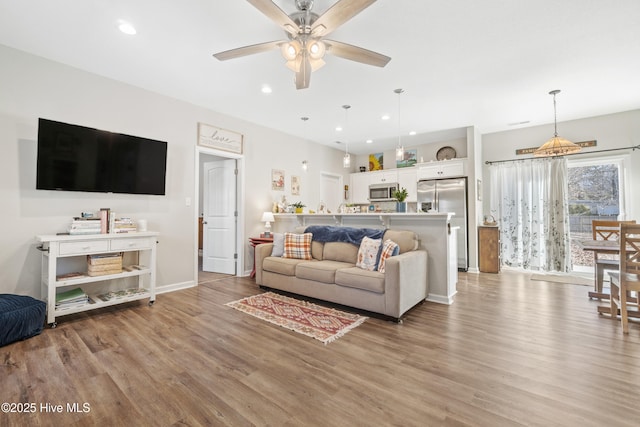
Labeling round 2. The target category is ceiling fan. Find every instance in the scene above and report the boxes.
[213,0,391,89]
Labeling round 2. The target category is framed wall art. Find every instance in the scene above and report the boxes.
[272,169,285,191]
[197,122,243,154]
[291,175,300,195]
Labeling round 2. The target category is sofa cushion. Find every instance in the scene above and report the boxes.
[382,230,418,254]
[283,232,313,260]
[323,242,358,264]
[311,240,324,260]
[377,239,400,273]
[356,236,382,271]
[335,267,385,293]
[296,260,354,284]
[263,257,309,276]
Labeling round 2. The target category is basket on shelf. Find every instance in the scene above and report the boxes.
[87,253,123,276]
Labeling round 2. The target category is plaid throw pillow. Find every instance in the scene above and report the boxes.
[283,232,313,260]
[377,239,399,273]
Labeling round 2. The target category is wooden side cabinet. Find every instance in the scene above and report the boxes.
[478,226,500,273]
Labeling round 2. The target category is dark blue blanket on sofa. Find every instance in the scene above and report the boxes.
[0,294,46,347]
[304,226,385,246]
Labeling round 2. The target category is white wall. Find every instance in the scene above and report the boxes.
[482,109,640,220]
[0,44,347,296]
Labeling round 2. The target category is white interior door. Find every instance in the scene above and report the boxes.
[320,172,343,213]
[203,159,236,274]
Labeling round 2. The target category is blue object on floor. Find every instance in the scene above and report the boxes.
[0,294,46,347]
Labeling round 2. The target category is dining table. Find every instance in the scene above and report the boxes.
[577,238,639,318]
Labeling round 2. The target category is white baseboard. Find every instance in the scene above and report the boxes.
[426,292,456,305]
[156,280,197,295]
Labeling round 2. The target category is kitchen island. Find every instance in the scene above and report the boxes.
[271,213,457,305]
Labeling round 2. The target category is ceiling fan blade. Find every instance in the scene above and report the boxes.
[247,0,300,35]
[213,40,283,61]
[324,40,390,67]
[311,0,376,36]
[295,54,312,90]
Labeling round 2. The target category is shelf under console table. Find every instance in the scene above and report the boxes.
[36,231,159,327]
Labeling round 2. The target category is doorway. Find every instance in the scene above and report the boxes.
[319,172,344,213]
[195,148,244,283]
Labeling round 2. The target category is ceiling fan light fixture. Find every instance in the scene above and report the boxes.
[534,89,581,157]
[281,40,301,61]
[308,39,325,59]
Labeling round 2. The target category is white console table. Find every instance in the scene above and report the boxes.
[36,232,158,327]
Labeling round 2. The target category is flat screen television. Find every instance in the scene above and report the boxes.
[36,118,167,195]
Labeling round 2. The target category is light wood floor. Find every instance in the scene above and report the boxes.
[2,271,640,426]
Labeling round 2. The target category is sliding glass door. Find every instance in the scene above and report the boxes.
[568,156,628,273]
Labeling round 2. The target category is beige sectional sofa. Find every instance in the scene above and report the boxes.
[254,227,428,320]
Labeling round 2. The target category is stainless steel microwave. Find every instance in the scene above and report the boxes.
[369,183,399,201]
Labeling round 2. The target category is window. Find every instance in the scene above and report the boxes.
[568,155,629,272]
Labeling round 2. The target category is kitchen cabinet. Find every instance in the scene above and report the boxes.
[350,172,371,204]
[397,168,418,202]
[417,159,466,180]
[369,170,398,184]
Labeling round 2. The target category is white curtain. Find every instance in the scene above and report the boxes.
[489,157,572,272]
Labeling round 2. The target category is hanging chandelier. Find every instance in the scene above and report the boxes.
[394,88,405,161]
[534,89,581,157]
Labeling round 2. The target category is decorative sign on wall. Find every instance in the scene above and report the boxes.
[272,169,285,191]
[197,123,243,154]
[515,140,597,155]
[291,175,300,195]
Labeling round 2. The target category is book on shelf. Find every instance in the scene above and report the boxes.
[55,287,89,309]
[96,288,149,302]
[56,271,87,281]
[112,217,137,233]
[68,217,101,235]
[100,208,110,234]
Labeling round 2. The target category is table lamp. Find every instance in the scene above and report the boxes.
[261,212,275,237]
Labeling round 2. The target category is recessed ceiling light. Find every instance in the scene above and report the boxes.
[409,131,416,136]
[366,139,373,144]
[261,85,272,94]
[381,114,390,121]
[118,20,137,35]
[335,126,343,132]
[508,120,530,126]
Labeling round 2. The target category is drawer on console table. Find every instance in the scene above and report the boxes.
[59,240,110,256]
[110,237,154,251]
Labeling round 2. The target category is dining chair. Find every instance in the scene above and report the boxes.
[591,220,637,293]
[609,223,640,333]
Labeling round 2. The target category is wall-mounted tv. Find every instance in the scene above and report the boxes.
[36,118,167,195]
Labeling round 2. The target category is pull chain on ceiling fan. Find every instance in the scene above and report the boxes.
[213,0,391,89]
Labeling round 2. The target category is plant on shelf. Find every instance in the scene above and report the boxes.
[290,202,306,214]
[393,187,409,213]
[393,188,409,203]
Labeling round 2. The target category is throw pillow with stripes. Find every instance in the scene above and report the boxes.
[377,239,399,273]
[283,232,313,260]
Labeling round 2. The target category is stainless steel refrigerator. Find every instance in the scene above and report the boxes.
[417,177,468,271]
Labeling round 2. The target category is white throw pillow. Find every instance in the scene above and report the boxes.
[270,233,284,257]
[356,236,382,271]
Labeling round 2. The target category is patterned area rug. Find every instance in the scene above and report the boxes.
[225,292,367,344]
